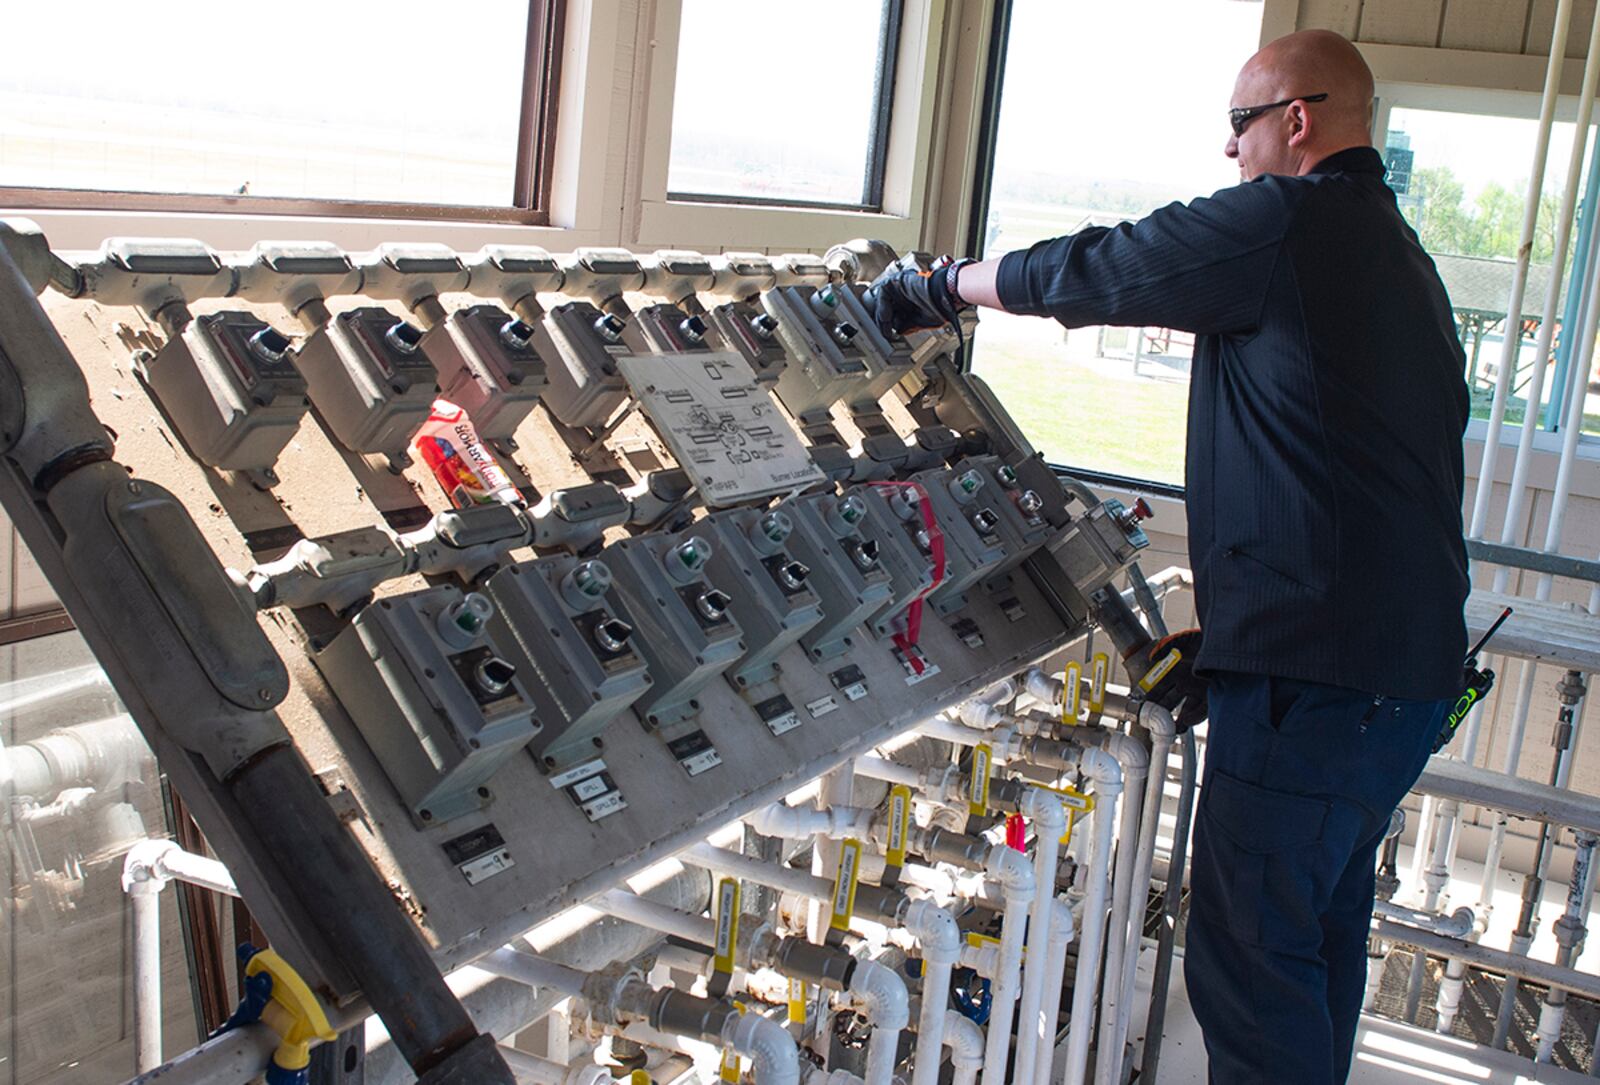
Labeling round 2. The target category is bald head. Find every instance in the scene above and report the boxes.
[1226,30,1376,180]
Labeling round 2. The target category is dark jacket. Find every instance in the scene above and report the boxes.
[996,146,1469,700]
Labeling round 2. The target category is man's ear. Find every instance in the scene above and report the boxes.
[1285,101,1313,147]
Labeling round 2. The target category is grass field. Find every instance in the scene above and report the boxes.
[969,313,1190,485]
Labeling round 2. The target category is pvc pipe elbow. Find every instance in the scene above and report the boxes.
[1021,667,1064,707]
[984,846,1035,900]
[567,1065,614,1085]
[1078,747,1126,793]
[942,1009,985,1065]
[1098,731,1150,776]
[1050,896,1075,947]
[848,958,910,1030]
[1137,700,1177,739]
[1020,787,1067,834]
[722,1009,800,1085]
[957,699,1007,730]
[121,838,180,895]
[902,898,962,964]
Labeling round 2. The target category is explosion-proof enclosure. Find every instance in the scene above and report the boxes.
[291,306,439,467]
[602,531,745,733]
[543,301,634,429]
[844,484,939,640]
[781,492,895,661]
[481,555,652,775]
[701,507,825,690]
[707,296,788,384]
[315,585,541,827]
[762,284,871,426]
[136,310,308,484]
[422,303,547,443]
[911,467,1009,614]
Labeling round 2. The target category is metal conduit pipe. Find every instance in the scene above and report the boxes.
[1468,0,1576,539]
[1374,918,1600,1002]
[1373,900,1475,939]
[1062,748,1124,1085]
[1138,726,1199,1083]
[1536,831,1599,1062]
[121,1023,281,1085]
[1102,702,1176,1081]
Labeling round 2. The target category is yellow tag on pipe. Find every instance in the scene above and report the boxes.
[788,977,808,1024]
[886,785,911,869]
[1062,661,1083,724]
[967,743,993,816]
[828,839,863,934]
[1042,784,1095,845]
[1139,647,1181,692]
[1089,653,1109,714]
[709,877,740,997]
[964,931,1001,950]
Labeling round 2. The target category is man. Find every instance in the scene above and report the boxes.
[869,30,1469,1085]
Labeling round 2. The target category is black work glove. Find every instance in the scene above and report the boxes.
[1141,628,1209,732]
[863,258,970,338]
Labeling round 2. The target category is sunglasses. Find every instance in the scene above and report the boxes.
[1229,93,1329,137]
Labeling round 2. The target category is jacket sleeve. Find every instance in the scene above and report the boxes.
[994,178,1300,335]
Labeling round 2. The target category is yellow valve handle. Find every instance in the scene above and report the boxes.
[246,948,336,1072]
[1062,661,1083,724]
[1089,653,1109,715]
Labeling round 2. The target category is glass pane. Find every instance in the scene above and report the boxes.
[668,0,890,207]
[0,1,529,208]
[2,631,199,1080]
[971,0,1264,485]
[1383,107,1593,435]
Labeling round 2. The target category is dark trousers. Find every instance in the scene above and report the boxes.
[1184,671,1447,1084]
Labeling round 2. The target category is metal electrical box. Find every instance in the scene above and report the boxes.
[707,297,788,384]
[762,284,871,425]
[482,556,651,773]
[423,304,547,444]
[912,467,1009,615]
[781,492,895,662]
[543,301,633,429]
[291,306,439,467]
[137,310,308,485]
[844,484,938,640]
[701,507,824,690]
[316,585,541,827]
[602,532,744,733]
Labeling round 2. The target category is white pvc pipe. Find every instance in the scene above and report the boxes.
[497,1047,612,1085]
[745,800,876,842]
[980,847,1036,1085]
[1468,0,1575,538]
[723,1007,801,1085]
[812,765,857,943]
[850,959,910,1085]
[478,948,590,999]
[1105,704,1176,1072]
[596,889,714,946]
[1031,897,1076,1085]
[944,1010,986,1085]
[130,882,163,1072]
[1092,733,1151,1085]
[1012,790,1069,1085]
[906,900,962,1085]
[1063,748,1124,1085]
[683,842,835,901]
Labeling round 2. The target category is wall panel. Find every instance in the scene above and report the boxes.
[1295,0,1365,37]
[1358,0,1444,45]
[1441,0,1532,52]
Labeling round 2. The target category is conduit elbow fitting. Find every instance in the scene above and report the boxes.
[942,1010,986,1071]
[902,898,962,965]
[722,1009,800,1085]
[1021,667,1064,708]
[984,845,1036,901]
[121,838,180,896]
[957,699,1007,730]
[848,958,911,1031]
[1078,747,1125,794]
[1020,787,1067,836]
[1137,699,1177,739]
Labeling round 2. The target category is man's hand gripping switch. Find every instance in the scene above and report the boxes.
[1141,628,1210,732]
[863,256,973,338]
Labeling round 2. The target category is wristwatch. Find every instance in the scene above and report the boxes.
[944,257,976,311]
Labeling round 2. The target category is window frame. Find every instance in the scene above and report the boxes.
[0,0,566,226]
[663,0,906,214]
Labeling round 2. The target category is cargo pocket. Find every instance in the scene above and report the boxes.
[1199,770,1331,948]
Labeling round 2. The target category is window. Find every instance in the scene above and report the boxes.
[968,0,1264,486]
[1383,106,1599,439]
[667,0,903,210]
[0,0,564,223]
